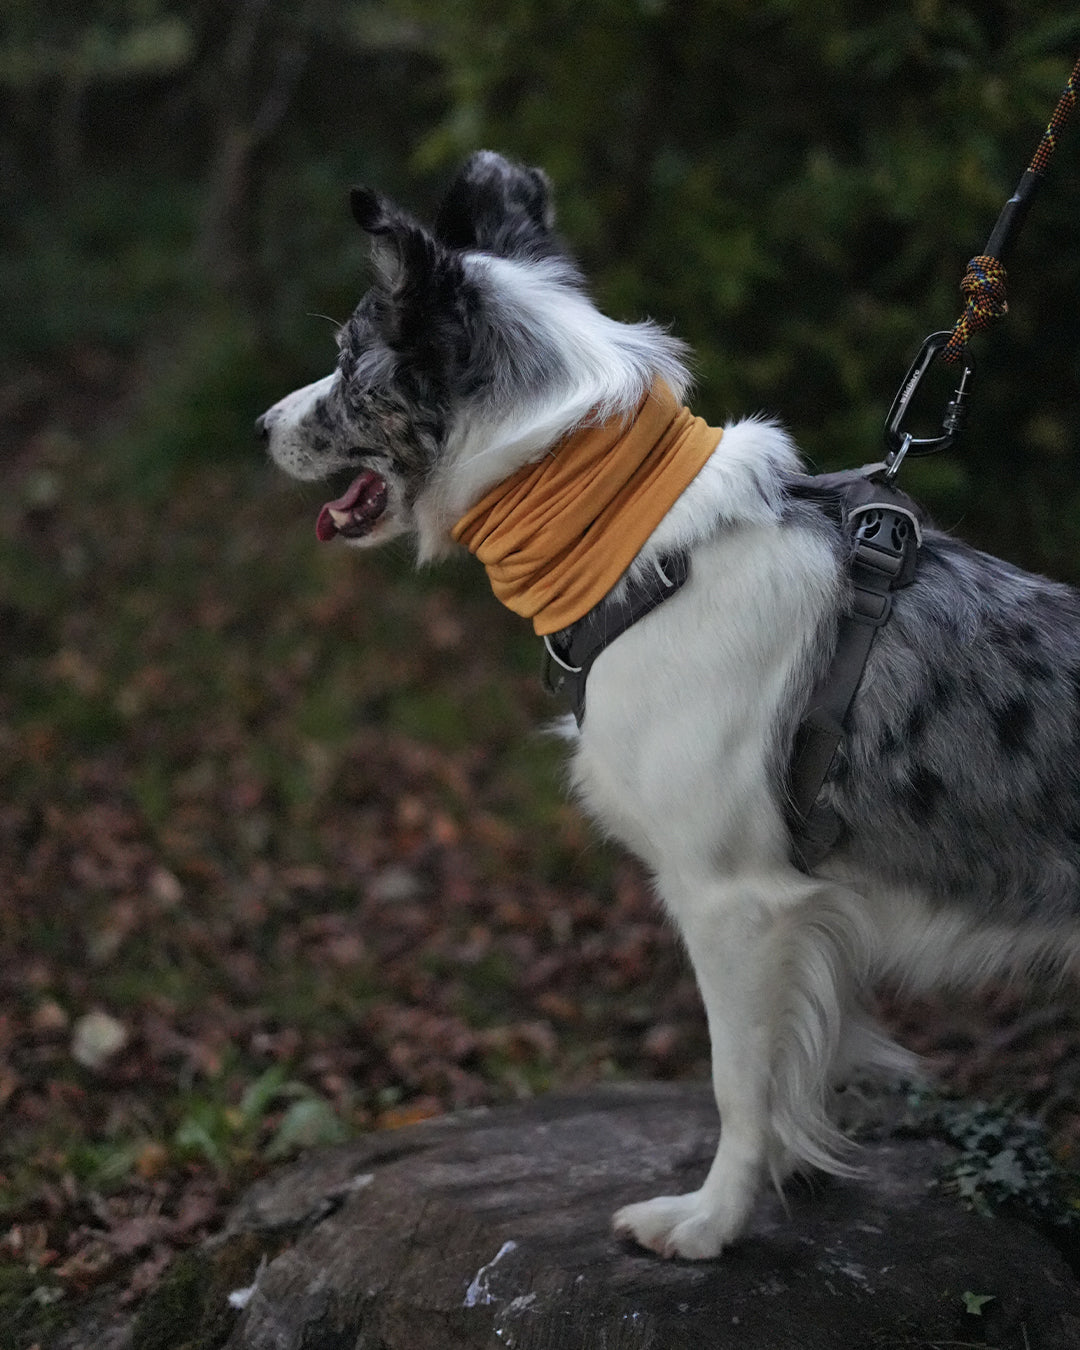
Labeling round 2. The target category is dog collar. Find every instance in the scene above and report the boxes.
[451,382,721,635]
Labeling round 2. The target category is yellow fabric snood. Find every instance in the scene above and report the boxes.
[451,382,722,635]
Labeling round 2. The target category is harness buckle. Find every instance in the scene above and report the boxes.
[847,500,921,625]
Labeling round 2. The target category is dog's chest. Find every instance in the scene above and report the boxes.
[565,527,839,874]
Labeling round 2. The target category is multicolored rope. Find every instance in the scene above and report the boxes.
[941,254,1009,362]
[942,51,1080,364]
[1029,51,1080,176]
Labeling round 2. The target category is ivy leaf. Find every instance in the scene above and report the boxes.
[239,1063,291,1124]
[962,1291,996,1316]
[264,1096,348,1160]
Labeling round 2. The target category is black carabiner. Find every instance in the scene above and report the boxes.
[883,330,976,480]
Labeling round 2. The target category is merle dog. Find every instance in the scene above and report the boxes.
[258,151,1080,1259]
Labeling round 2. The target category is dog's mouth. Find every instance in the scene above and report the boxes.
[315,469,388,542]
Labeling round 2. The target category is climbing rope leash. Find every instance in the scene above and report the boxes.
[884,50,1080,478]
[943,50,1080,363]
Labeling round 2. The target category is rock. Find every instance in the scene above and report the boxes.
[173,1082,1080,1350]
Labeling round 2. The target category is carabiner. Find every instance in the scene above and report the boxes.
[883,330,976,473]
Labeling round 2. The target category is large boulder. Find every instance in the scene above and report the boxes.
[151,1082,1080,1350]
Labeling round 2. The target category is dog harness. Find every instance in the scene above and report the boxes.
[452,382,721,635]
[540,464,922,872]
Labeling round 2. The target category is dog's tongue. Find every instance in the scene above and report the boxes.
[316,470,388,541]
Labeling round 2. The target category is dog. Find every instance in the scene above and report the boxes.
[257,150,1080,1260]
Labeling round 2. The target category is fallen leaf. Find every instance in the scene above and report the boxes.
[134,1141,170,1180]
[55,1239,115,1287]
[119,1247,173,1305]
[71,1010,129,1070]
[378,1099,442,1130]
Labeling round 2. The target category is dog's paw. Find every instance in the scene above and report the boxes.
[612,1192,733,1260]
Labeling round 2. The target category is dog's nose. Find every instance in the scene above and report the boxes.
[254,413,270,443]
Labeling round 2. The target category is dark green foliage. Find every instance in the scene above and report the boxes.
[3,1,1080,568]
[919,1093,1080,1228]
[0,1262,67,1347]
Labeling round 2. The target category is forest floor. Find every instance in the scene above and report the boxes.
[3,351,1080,1347]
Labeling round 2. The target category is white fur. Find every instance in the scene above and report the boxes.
[261,373,339,480]
[568,451,869,1255]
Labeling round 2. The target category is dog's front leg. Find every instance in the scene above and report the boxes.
[614,875,814,1260]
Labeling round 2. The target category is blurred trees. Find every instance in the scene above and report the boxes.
[3,0,1080,571]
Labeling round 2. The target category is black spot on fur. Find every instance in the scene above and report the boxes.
[993,696,1034,755]
[879,723,901,756]
[929,671,957,713]
[965,671,987,704]
[906,766,946,824]
[905,703,928,744]
[1018,650,1054,682]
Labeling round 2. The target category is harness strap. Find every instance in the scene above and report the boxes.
[541,552,691,725]
[784,469,921,869]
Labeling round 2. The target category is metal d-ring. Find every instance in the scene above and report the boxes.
[542,635,582,674]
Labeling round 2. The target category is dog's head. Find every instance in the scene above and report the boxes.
[259,151,688,559]
[257,152,587,558]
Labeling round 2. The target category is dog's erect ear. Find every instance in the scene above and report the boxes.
[350,185,449,295]
[349,185,465,361]
[350,185,394,234]
[434,151,557,259]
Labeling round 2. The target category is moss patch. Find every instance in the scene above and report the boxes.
[131,1233,276,1350]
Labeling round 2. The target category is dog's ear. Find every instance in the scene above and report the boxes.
[349,185,465,360]
[434,151,557,259]
[350,185,393,234]
[350,186,450,296]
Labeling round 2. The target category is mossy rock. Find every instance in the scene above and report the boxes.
[131,1232,277,1350]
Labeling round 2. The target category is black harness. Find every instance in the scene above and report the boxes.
[541,551,691,723]
[540,466,922,872]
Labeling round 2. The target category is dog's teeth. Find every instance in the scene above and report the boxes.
[328,507,354,529]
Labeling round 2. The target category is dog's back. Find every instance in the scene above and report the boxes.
[835,530,1080,930]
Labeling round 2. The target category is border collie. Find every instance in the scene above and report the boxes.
[257,151,1080,1259]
